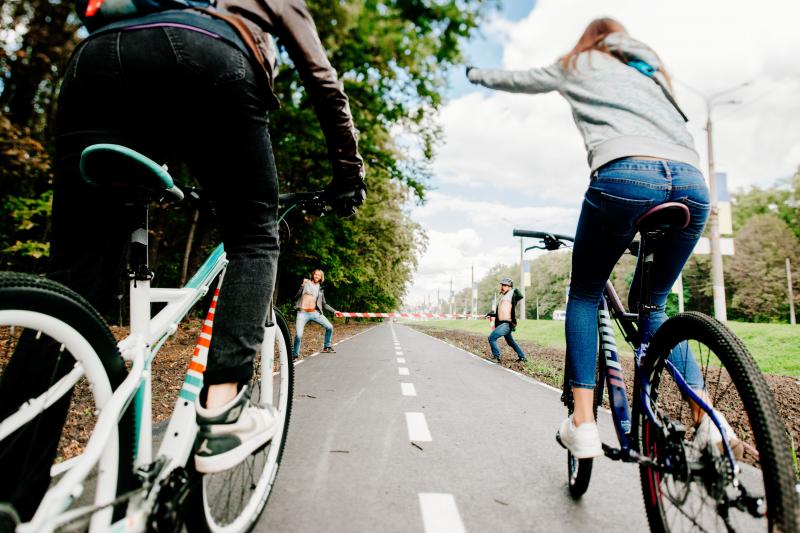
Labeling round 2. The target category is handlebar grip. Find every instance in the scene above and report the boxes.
[278,191,324,204]
[512,229,575,242]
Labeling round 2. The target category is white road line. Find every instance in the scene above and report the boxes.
[395,351,404,356]
[400,382,417,396]
[405,412,432,441]
[397,357,406,363]
[418,493,465,533]
[398,367,410,376]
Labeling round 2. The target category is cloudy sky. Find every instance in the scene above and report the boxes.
[403,0,800,307]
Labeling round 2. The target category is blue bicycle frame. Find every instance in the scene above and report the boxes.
[596,272,741,470]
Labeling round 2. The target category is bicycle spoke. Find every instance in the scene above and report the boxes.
[638,314,788,532]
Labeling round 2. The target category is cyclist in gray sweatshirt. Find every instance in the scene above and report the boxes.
[467,18,731,460]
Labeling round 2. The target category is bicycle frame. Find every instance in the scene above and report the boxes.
[10,187,310,532]
[16,237,228,532]
[595,235,739,470]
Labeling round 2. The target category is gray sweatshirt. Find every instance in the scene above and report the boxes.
[468,33,700,171]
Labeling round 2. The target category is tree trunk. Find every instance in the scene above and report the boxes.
[180,209,200,285]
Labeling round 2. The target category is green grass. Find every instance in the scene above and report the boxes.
[409,319,800,377]
[726,322,800,377]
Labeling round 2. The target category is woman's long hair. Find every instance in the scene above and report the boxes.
[311,268,325,283]
[561,17,673,88]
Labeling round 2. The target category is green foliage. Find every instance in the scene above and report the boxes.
[731,168,800,240]
[0,115,54,271]
[728,214,800,322]
[527,251,571,319]
[0,0,494,315]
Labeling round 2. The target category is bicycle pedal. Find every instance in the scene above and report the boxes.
[602,443,623,460]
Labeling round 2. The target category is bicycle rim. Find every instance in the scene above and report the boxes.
[637,312,797,532]
[0,273,134,526]
[200,310,293,532]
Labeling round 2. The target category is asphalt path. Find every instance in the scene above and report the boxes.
[256,322,648,532]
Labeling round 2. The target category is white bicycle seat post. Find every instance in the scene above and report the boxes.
[128,198,153,467]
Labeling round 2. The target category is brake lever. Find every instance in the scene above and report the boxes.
[543,234,565,251]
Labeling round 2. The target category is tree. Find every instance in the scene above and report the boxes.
[728,214,800,322]
[731,168,800,240]
[0,0,495,315]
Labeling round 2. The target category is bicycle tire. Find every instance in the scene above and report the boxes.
[187,308,293,532]
[0,272,135,523]
[567,364,602,499]
[635,311,798,532]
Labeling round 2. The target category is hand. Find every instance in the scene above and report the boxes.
[335,310,343,318]
[465,65,479,83]
[323,172,367,217]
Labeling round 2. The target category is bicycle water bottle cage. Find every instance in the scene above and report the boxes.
[80,144,184,202]
[635,202,690,234]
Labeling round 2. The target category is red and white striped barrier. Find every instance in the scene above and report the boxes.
[334,311,483,319]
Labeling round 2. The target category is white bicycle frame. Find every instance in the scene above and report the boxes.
[8,240,282,533]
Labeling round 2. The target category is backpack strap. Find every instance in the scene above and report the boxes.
[625,59,689,123]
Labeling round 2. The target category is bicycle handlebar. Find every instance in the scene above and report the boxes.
[512,229,575,242]
[278,191,324,205]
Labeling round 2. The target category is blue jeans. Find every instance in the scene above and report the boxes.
[293,311,334,355]
[488,323,526,359]
[566,158,710,390]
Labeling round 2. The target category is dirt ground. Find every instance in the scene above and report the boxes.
[53,319,374,461]
[410,324,800,473]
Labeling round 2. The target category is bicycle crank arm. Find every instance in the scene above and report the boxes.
[602,444,664,470]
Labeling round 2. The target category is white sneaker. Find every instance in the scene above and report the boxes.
[557,415,604,459]
[195,385,279,474]
[693,411,744,459]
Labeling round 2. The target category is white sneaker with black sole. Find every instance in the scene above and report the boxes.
[556,415,604,459]
[693,410,744,459]
[195,385,279,474]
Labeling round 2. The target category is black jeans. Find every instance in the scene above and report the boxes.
[0,27,278,518]
[52,27,279,385]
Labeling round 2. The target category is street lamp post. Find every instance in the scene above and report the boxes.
[519,237,526,321]
[679,80,750,322]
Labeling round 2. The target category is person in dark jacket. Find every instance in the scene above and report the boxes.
[0,0,366,513]
[485,277,527,364]
[293,268,339,357]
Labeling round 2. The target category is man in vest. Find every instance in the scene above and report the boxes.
[486,277,527,364]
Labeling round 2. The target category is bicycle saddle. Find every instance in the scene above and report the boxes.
[635,202,690,232]
[80,143,184,201]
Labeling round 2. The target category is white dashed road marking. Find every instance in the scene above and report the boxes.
[398,367,410,376]
[400,382,417,396]
[418,493,466,533]
[405,412,432,442]
[397,357,406,363]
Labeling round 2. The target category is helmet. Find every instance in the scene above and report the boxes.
[499,277,514,287]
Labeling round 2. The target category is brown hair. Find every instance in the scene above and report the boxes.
[311,269,325,283]
[560,17,672,88]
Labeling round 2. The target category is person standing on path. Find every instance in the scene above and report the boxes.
[486,277,527,364]
[293,269,338,357]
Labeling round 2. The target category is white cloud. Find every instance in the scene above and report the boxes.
[407,192,578,302]
[405,0,800,306]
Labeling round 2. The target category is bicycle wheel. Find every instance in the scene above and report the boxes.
[566,365,603,499]
[635,312,798,532]
[192,308,293,532]
[0,272,135,524]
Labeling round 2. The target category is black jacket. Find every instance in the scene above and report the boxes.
[486,288,523,330]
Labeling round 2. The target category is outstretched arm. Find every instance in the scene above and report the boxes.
[467,62,563,94]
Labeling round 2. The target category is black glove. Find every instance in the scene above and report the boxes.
[323,172,367,217]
